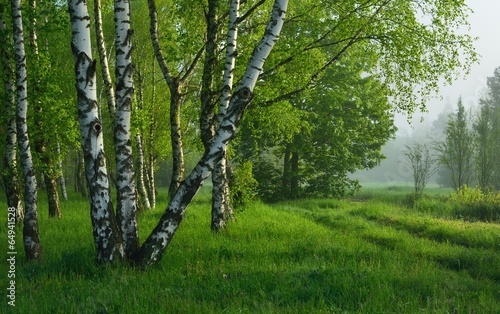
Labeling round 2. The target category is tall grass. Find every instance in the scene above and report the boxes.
[1,187,499,313]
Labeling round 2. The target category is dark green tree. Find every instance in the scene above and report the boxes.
[242,51,396,199]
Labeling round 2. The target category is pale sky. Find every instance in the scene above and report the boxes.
[397,0,500,132]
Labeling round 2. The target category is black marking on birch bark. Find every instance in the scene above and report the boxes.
[93,122,102,134]
[124,29,134,46]
[85,59,97,88]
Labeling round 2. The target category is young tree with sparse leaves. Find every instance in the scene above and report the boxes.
[404,142,436,195]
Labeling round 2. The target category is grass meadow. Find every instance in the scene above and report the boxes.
[1,185,499,313]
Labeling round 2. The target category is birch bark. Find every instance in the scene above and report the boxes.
[135,133,151,209]
[94,0,116,116]
[11,0,42,260]
[134,0,288,266]
[114,0,140,258]
[211,0,240,230]
[68,0,123,263]
[57,143,68,201]
[1,12,23,223]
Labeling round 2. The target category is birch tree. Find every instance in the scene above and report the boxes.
[210,0,240,230]
[1,7,23,223]
[134,0,289,267]
[113,0,140,258]
[68,0,123,263]
[11,0,42,260]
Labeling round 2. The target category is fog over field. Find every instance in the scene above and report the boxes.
[354,0,500,186]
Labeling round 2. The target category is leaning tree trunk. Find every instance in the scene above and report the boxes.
[1,12,23,223]
[114,0,140,258]
[68,0,123,264]
[11,0,42,261]
[211,0,240,230]
[134,0,288,267]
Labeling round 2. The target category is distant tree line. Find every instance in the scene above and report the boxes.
[404,67,500,194]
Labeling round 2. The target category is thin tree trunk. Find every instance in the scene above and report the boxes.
[94,0,116,116]
[199,0,218,152]
[134,0,288,267]
[29,0,62,217]
[168,87,185,199]
[282,144,291,194]
[147,153,156,208]
[1,12,23,223]
[57,143,68,201]
[147,0,202,200]
[135,133,151,210]
[146,56,156,208]
[75,150,87,198]
[211,0,240,229]
[11,0,42,261]
[44,174,61,218]
[68,0,123,264]
[290,151,299,198]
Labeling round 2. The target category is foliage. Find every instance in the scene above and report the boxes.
[449,185,500,205]
[229,161,258,208]
[241,50,396,200]
[406,185,500,222]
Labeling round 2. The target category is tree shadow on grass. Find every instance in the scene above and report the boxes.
[19,247,102,281]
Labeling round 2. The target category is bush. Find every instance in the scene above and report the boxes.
[448,185,500,222]
[229,161,258,208]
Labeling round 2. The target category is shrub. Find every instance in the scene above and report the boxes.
[448,185,500,221]
[229,161,258,208]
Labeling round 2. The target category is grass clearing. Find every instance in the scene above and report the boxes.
[1,186,499,313]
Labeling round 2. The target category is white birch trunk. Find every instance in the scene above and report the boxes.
[11,0,42,261]
[211,0,240,230]
[168,87,185,199]
[94,0,116,116]
[135,133,151,209]
[1,13,24,223]
[114,0,139,258]
[147,153,156,208]
[146,56,156,208]
[135,0,288,267]
[68,0,123,263]
[57,142,68,201]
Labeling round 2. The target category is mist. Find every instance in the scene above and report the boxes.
[353,0,500,187]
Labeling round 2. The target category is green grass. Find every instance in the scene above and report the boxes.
[1,187,499,313]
